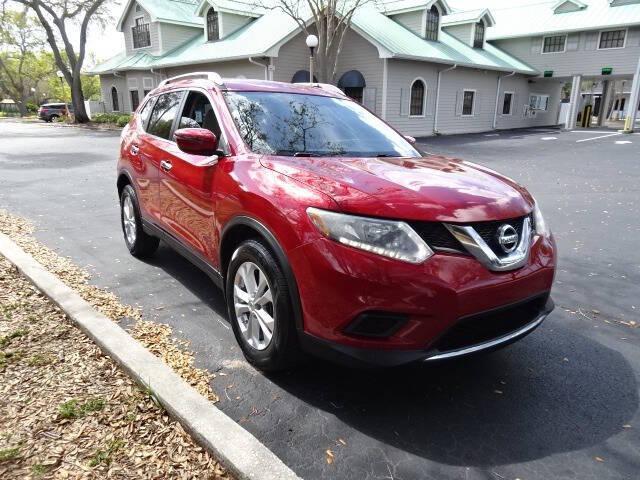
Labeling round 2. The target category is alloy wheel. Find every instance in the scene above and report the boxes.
[122,194,137,245]
[233,261,275,351]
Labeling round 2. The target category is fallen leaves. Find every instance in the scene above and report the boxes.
[0,210,231,478]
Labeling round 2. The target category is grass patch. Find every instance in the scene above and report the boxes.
[88,439,125,467]
[31,464,48,476]
[0,446,20,462]
[0,328,28,347]
[58,397,106,419]
[27,353,55,366]
[0,350,24,369]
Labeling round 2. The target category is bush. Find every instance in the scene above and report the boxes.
[116,114,131,127]
[92,113,121,124]
[26,102,38,113]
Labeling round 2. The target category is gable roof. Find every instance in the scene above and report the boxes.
[195,0,265,17]
[441,8,496,27]
[447,0,640,40]
[381,0,452,16]
[552,0,588,12]
[94,0,535,76]
[116,0,202,31]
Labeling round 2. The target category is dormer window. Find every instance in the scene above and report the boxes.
[473,20,485,48]
[425,5,440,41]
[207,8,219,41]
[132,17,151,49]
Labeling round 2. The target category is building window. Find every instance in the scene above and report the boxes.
[462,90,475,116]
[143,89,151,97]
[502,92,513,115]
[111,86,119,111]
[473,21,485,48]
[529,94,549,111]
[207,8,219,41]
[132,18,151,49]
[599,29,625,49]
[425,5,440,41]
[409,79,426,116]
[130,90,140,111]
[543,35,566,53]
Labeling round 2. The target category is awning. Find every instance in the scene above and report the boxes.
[337,70,366,88]
[291,70,317,83]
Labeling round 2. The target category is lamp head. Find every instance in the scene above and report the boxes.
[305,34,318,49]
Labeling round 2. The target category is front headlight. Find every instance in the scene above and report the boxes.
[306,207,433,264]
[533,202,549,236]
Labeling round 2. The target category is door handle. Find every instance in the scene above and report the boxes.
[130,144,139,155]
[160,160,173,172]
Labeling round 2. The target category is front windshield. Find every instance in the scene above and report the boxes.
[224,91,421,158]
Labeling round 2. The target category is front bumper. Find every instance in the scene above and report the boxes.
[289,232,556,366]
[300,295,553,367]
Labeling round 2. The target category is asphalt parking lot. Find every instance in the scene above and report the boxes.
[1,120,639,480]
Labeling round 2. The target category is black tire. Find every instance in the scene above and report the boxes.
[226,239,300,371]
[120,184,159,258]
[49,114,58,122]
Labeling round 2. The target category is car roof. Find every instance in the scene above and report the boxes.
[42,103,65,107]
[153,77,345,99]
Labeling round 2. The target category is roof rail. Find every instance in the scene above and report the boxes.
[159,72,224,87]
[298,82,345,96]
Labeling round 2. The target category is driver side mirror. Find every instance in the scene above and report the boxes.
[404,135,417,145]
[175,128,219,156]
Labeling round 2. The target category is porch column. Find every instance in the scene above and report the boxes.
[566,74,582,129]
[624,56,640,133]
[597,80,610,127]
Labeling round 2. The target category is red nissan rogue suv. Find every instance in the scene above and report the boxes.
[117,72,556,371]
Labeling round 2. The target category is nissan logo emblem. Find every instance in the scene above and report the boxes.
[497,224,519,253]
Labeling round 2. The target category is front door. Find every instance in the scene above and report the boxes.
[158,89,224,262]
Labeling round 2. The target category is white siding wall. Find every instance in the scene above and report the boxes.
[495,77,563,129]
[390,11,424,37]
[100,74,129,113]
[165,60,266,79]
[158,23,200,54]
[444,23,474,47]
[220,12,253,37]
[273,29,385,115]
[492,27,640,77]
[123,3,160,55]
[386,59,439,137]
[272,31,312,83]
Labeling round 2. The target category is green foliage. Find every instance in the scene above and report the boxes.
[82,75,101,101]
[25,102,38,113]
[93,113,131,127]
[0,446,20,462]
[116,115,131,127]
[58,397,106,419]
[88,439,125,467]
[0,328,28,347]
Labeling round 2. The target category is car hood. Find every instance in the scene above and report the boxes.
[260,155,534,223]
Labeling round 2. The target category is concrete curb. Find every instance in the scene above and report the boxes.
[0,232,300,480]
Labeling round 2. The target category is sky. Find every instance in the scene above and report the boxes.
[83,0,559,67]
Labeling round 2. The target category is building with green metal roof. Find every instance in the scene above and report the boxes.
[90,0,640,134]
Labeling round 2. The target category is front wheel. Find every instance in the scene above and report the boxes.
[226,239,300,371]
[120,184,159,257]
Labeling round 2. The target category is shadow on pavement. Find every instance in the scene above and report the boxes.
[139,241,638,470]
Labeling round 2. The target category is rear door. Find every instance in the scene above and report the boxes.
[158,89,225,262]
[139,90,185,223]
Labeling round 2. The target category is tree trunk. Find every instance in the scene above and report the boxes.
[71,74,90,123]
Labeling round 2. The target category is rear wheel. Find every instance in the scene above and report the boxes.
[120,184,159,257]
[49,114,59,122]
[226,239,300,371]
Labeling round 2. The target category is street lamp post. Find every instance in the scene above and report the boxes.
[56,70,68,118]
[305,34,318,84]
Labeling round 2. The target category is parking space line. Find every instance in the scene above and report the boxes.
[576,133,622,143]
[570,130,620,134]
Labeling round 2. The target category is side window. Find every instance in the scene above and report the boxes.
[138,97,155,130]
[177,91,222,138]
[147,91,184,140]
